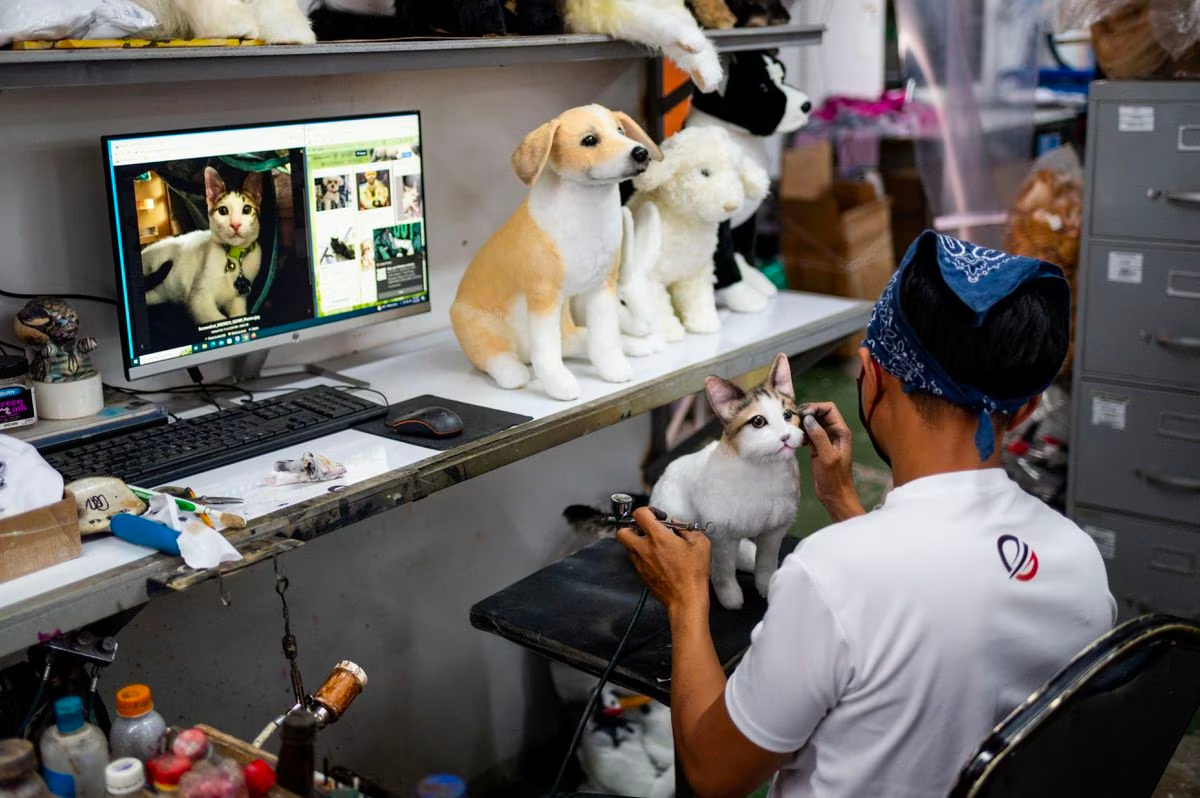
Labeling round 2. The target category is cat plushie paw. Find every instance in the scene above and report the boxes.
[682,308,722,334]
[540,365,581,401]
[714,579,744,611]
[486,355,530,390]
[595,354,634,384]
[622,332,664,357]
[717,280,769,313]
[660,314,687,342]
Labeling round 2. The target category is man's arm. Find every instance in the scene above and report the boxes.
[617,510,790,798]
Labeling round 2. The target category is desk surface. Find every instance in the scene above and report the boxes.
[0,291,868,659]
[471,537,799,706]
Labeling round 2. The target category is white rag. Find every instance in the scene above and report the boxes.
[0,435,65,520]
[0,0,157,47]
[142,494,241,569]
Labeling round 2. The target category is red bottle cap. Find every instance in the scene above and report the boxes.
[147,754,192,788]
[243,760,277,797]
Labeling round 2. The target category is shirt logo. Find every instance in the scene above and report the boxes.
[997,535,1038,581]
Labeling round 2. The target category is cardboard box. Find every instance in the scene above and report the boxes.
[779,139,834,201]
[0,491,81,584]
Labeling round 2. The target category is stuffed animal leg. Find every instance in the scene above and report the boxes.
[689,0,738,29]
[561,0,723,92]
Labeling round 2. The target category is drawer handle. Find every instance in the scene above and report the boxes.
[1147,189,1200,204]
[1140,330,1200,351]
[1135,468,1200,492]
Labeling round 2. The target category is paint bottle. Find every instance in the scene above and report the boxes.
[109,685,166,763]
[274,714,315,798]
[39,698,109,798]
[0,739,50,798]
[103,759,144,798]
[0,357,36,431]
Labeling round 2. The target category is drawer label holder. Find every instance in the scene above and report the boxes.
[1107,251,1144,284]
[1084,525,1117,561]
[1118,105,1155,133]
[1091,393,1129,431]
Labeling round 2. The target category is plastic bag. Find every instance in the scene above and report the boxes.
[0,0,156,46]
[1057,0,1200,78]
[1003,145,1083,374]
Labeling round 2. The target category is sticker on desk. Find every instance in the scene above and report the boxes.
[1107,252,1143,284]
[1091,393,1128,431]
[1118,105,1155,133]
[1084,525,1117,561]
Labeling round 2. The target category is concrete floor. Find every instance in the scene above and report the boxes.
[1155,734,1200,798]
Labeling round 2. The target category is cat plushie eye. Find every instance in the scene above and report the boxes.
[243,205,253,215]
[783,410,794,421]
[751,415,767,428]
[217,207,229,216]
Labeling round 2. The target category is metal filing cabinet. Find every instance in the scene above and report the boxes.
[1069,81,1200,621]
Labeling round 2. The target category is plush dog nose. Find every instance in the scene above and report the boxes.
[631,146,649,164]
[801,100,813,114]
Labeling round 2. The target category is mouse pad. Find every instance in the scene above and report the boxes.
[352,394,533,451]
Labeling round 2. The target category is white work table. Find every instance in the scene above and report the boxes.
[0,291,869,659]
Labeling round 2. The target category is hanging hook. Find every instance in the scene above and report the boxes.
[216,571,232,607]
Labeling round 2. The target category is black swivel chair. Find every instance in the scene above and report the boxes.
[949,614,1200,798]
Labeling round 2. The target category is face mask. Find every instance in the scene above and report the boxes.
[857,360,892,468]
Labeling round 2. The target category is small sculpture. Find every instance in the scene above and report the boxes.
[14,298,99,384]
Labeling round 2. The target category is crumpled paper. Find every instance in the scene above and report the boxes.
[144,494,241,569]
[265,452,347,485]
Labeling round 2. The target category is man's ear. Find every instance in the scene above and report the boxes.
[1006,394,1043,431]
[512,119,560,186]
[612,110,663,161]
[705,375,745,425]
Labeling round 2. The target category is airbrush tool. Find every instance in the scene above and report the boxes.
[602,493,704,533]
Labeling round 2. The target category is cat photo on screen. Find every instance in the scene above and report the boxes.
[112,152,316,355]
[399,174,422,221]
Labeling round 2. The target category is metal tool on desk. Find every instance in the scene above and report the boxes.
[156,486,244,505]
[602,492,704,533]
[128,485,248,529]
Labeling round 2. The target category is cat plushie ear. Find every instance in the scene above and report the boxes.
[766,353,794,399]
[204,167,227,210]
[705,375,746,425]
[512,119,561,187]
[241,172,264,207]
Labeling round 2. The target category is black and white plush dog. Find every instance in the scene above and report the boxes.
[687,51,811,312]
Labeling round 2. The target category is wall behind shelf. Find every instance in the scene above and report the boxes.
[0,59,640,384]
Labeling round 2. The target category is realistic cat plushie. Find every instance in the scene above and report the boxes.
[627,125,768,340]
[688,51,812,313]
[141,167,263,325]
[306,0,561,39]
[131,0,316,42]
[650,353,802,610]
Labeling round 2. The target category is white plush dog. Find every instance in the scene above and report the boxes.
[451,105,662,401]
[627,126,769,340]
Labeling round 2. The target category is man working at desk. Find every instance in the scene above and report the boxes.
[618,231,1116,797]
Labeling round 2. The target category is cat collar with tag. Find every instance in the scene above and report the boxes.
[222,241,257,296]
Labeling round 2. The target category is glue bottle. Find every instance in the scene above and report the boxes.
[39,697,109,798]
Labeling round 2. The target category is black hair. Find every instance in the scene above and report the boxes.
[899,234,1070,419]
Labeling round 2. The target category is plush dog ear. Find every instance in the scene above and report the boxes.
[512,119,560,186]
[611,110,663,162]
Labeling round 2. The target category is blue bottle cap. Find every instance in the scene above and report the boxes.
[416,774,465,798]
[54,697,85,734]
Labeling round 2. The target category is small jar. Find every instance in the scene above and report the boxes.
[0,356,36,431]
[0,739,51,798]
[104,759,144,798]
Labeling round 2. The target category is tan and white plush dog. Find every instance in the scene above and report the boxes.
[628,126,769,340]
[451,105,662,401]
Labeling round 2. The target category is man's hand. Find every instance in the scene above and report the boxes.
[616,507,711,616]
[800,402,866,523]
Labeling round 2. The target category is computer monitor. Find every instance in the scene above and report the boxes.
[102,111,430,380]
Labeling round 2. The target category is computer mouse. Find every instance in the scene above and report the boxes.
[386,406,464,439]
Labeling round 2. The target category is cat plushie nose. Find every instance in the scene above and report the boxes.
[781,434,791,443]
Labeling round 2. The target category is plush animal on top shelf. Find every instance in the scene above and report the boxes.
[450,105,662,401]
[627,125,768,340]
[561,0,723,92]
[726,0,794,26]
[131,0,317,43]
[14,298,99,384]
[686,51,812,312]
[304,0,562,39]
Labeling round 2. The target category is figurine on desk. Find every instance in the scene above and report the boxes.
[14,297,104,420]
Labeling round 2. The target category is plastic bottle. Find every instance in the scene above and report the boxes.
[103,759,143,798]
[416,775,465,798]
[39,697,109,798]
[274,714,315,798]
[0,739,51,798]
[109,685,166,763]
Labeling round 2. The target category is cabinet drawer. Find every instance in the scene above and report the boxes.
[1076,507,1200,621]
[1091,100,1200,242]
[1082,243,1200,390]
[1074,381,1200,526]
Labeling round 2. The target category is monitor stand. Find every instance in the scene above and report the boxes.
[232,350,370,389]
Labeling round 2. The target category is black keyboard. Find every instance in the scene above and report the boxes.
[43,386,387,487]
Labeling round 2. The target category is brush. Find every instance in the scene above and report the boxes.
[128,485,248,529]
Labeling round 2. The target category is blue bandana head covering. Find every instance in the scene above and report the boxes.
[863,230,1069,461]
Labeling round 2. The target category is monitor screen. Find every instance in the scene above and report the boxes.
[103,112,430,380]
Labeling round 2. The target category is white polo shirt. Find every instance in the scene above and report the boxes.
[725,468,1116,798]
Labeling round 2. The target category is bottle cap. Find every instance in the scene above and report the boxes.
[243,759,276,797]
[281,711,317,740]
[335,661,367,688]
[147,754,191,788]
[0,740,37,781]
[105,758,146,794]
[116,684,154,718]
[0,356,28,380]
[416,774,466,798]
[53,696,85,734]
